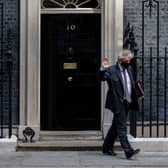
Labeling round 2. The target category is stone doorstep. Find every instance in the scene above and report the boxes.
[17,140,104,151]
[17,138,123,151]
[17,131,106,151]
[5,134,168,152]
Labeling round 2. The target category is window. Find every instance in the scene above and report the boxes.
[41,0,100,9]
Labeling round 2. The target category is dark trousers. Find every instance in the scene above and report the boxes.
[103,101,133,154]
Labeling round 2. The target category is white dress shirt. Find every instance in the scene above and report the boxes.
[118,64,132,97]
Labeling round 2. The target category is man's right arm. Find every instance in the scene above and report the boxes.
[99,58,111,81]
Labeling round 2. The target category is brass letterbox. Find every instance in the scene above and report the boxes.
[63,62,78,70]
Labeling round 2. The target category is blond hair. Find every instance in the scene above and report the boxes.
[118,49,134,63]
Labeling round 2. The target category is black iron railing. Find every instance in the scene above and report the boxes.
[141,0,160,137]
[125,0,168,137]
[0,3,13,138]
[0,59,13,138]
[134,47,168,138]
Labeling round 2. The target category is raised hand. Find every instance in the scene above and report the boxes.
[102,58,110,68]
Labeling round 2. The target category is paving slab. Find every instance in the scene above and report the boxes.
[0,151,167,168]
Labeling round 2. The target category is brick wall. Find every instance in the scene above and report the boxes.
[124,0,168,122]
[0,0,19,125]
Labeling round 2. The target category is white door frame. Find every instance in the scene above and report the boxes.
[19,0,123,140]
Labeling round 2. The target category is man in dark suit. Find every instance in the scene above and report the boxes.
[99,49,140,159]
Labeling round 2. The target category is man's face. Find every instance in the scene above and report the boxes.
[121,56,131,68]
[121,56,131,63]
[123,58,130,63]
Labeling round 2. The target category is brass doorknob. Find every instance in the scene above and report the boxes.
[67,76,73,82]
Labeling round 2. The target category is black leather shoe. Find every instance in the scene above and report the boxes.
[126,148,140,159]
[102,149,117,156]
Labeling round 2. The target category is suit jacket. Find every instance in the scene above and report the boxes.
[99,63,139,114]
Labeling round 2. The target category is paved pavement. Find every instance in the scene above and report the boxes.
[0,151,168,168]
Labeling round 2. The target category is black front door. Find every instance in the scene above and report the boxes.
[41,14,101,130]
